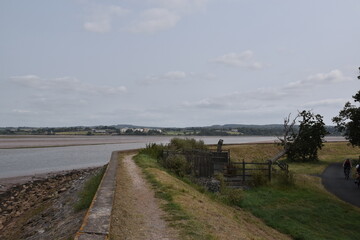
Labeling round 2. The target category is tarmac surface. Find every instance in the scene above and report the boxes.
[322,162,360,208]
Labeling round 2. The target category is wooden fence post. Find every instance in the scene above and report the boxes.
[268,161,272,182]
[242,160,245,182]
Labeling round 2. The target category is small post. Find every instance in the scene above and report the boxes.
[242,159,246,182]
[268,160,272,182]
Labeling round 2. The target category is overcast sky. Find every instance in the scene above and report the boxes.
[1,0,359,128]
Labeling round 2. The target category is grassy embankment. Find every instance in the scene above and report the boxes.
[136,142,360,240]
[134,153,290,240]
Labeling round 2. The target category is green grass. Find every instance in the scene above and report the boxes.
[222,142,360,240]
[289,142,360,175]
[240,185,360,240]
[74,166,107,212]
[134,154,215,240]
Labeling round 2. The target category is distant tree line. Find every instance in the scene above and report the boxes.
[0,125,340,136]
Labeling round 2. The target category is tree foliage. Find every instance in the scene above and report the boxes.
[286,110,327,162]
[332,91,360,147]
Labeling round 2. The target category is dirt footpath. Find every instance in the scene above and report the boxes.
[110,154,179,240]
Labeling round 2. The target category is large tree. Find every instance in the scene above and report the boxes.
[286,110,327,162]
[332,91,360,147]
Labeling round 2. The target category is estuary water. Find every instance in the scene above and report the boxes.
[0,136,343,178]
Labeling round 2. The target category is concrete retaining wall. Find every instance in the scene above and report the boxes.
[74,151,119,240]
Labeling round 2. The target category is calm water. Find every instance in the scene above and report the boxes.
[0,136,343,178]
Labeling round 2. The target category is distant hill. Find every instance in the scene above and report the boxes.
[207,124,284,129]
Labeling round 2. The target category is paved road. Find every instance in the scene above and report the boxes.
[322,162,360,208]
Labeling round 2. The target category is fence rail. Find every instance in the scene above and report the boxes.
[163,150,229,177]
[226,160,272,182]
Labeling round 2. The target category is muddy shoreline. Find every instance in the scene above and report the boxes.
[0,167,103,240]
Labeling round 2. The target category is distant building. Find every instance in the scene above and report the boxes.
[120,128,129,133]
[92,129,107,134]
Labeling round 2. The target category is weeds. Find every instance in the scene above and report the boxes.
[138,143,165,160]
[74,166,106,212]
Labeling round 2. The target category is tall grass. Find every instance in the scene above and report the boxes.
[74,166,106,212]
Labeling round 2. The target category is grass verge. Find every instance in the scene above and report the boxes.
[239,183,360,240]
[74,165,107,212]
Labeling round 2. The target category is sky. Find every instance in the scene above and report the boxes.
[1,0,360,128]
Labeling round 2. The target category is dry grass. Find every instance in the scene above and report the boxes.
[219,143,283,162]
[149,168,292,240]
[220,142,360,175]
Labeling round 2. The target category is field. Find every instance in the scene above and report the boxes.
[220,142,360,175]
[136,141,360,240]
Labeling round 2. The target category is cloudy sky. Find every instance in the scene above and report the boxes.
[1,0,359,127]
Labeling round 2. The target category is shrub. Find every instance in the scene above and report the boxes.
[163,154,191,177]
[250,169,269,187]
[220,188,244,205]
[274,170,295,188]
[214,173,226,190]
[168,138,208,151]
[139,143,165,160]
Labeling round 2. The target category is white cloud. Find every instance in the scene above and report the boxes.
[9,74,44,88]
[307,69,351,83]
[249,88,290,101]
[286,69,351,89]
[183,98,228,109]
[129,8,180,33]
[81,1,209,34]
[142,71,217,86]
[148,0,209,13]
[164,71,187,79]
[302,98,348,108]
[12,109,34,114]
[143,70,187,84]
[10,75,127,95]
[212,51,264,69]
[83,5,129,33]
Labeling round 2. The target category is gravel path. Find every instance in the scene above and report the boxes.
[322,162,360,207]
[111,154,178,240]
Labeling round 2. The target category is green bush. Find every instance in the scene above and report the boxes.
[219,187,244,205]
[168,138,208,151]
[274,170,295,188]
[250,169,269,187]
[214,173,226,190]
[163,154,191,177]
[139,143,165,160]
